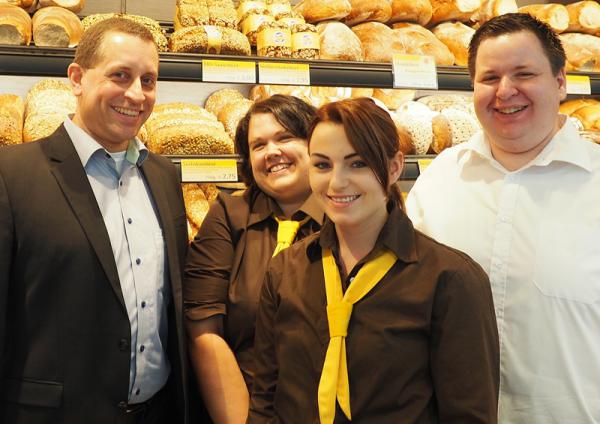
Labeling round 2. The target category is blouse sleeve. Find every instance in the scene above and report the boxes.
[430,258,500,424]
[183,194,236,321]
[248,263,281,423]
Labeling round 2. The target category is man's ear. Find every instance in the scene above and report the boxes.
[67,63,84,97]
[556,66,567,102]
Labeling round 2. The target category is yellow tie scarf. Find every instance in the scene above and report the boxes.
[272,215,311,257]
[318,248,397,424]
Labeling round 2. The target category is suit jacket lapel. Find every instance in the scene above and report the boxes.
[45,126,127,312]
[139,157,182,302]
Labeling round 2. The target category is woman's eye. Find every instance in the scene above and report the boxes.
[351,160,367,168]
[312,161,330,170]
[250,143,264,151]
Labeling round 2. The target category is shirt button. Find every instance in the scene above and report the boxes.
[119,181,123,187]
[135,388,141,396]
[140,345,145,353]
[141,301,146,308]
[105,153,111,159]
[118,338,129,351]
[127,218,133,224]
[136,258,141,265]
[117,401,127,409]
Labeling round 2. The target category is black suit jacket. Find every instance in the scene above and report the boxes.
[0,126,189,424]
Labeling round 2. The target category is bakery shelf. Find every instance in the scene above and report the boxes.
[3,45,600,93]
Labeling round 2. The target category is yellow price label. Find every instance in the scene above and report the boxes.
[566,74,591,95]
[417,159,433,174]
[258,62,310,85]
[181,159,238,182]
[202,59,256,83]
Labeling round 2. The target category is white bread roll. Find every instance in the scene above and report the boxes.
[0,94,25,146]
[38,0,84,13]
[432,22,474,66]
[559,32,600,72]
[566,1,600,35]
[518,4,569,34]
[429,0,481,25]
[0,4,32,45]
[293,0,351,23]
[392,23,454,66]
[316,21,363,61]
[471,0,517,25]
[395,101,453,154]
[351,21,395,62]
[343,0,391,26]
[389,0,432,26]
[32,6,83,47]
[204,88,246,118]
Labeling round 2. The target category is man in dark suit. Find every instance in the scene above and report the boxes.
[0,17,189,424]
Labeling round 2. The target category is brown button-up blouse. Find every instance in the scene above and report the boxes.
[249,207,499,423]
[183,188,322,387]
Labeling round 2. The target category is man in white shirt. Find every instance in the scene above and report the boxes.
[406,13,600,424]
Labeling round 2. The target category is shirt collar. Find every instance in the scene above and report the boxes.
[64,116,149,168]
[313,207,418,265]
[247,189,324,227]
[457,117,592,173]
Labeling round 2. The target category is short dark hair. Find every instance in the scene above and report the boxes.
[74,17,156,68]
[468,13,566,78]
[307,97,406,211]
[235,94,317,190]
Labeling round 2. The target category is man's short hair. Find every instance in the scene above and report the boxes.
[468,13,566,78]
[74,17,156,69]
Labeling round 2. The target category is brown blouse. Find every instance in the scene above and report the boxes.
[249,208,499,423]
[183,188,323,387]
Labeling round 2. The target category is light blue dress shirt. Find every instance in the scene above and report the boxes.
[64,117,170,403]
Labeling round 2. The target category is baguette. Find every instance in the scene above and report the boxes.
[518,4,569,34]
[429,0,481,25]
[566,1,600,35]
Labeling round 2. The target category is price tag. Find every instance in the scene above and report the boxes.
[417,158,433,174]
[202,59,256,84]
[258,62,310,85]
[392,54,438,90]
[566,75,591,95]
[181,159,238,182]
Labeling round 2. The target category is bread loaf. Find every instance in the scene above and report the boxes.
[175,3,210,30]
[372,88,415,110]
[440,107,480,146]
[389,0,432,26]
[432,22,474,66]
[317,21,363,61]
[559,32,600,72]
[570,104,600,131]
[429,0,481,25]
[81,13,168,52]
[559,98,599,116]
[566,1,600,35]
[471,0,517,25]
[392,23,454,66]
[144,102,234,155]
[170,25,251,55]
[182,183,210,242]
[218,98,254,140]
[204,88,246,117]
[32,6,83,47]
[343,0,391,26]
[518,4,569,33]
[0,4,32,45]
[38,0,84,13]
[0,94,25,146]
[293,0,351,23]
[24,79,76,142]
[351,21,395,62]
[0,0,36,10]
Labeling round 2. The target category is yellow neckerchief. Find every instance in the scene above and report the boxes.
[318,247,397,423]
[272,215,311,257]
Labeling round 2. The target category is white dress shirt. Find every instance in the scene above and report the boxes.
[64,118,170,403]
[406,118,600,424]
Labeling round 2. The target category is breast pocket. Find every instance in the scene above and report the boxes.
[534,220,600,304]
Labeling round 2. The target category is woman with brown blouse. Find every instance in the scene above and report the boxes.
[249,98,499,423]
[184,95,322,423]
